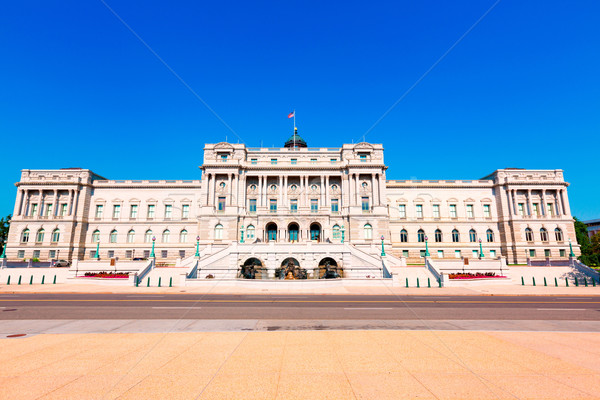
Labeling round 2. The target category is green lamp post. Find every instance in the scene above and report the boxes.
[93,240,100,259]
[150,236,156,258]
[424,235,430,257]
[569,238,575,257]
[195,235,200,257]
[479,238,484,259]
[381,235,386,257]
[341,225,345,243]
[240,225,245,243]
[0,240,6,259]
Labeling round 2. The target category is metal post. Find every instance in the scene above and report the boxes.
[240,225,245,243]
[42,275,45,285]
[521,276,524,286]
[93,240,100,259]
[169,277,172,287]
[158,277,161,287]
[543,277,547,286]
[381,235,385,257]
[195,236,200,257]
[341,226,345,244]
[532,277,536,286]
[150,237,156,258]
[7,276,10,285]
[479,238,484,259]
[424,236,430,257]
[569,239,575,257]
[555,277,558,287]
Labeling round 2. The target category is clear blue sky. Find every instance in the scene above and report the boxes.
[1,1,598,220]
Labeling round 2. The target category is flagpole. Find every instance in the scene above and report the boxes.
[294,109,296,129]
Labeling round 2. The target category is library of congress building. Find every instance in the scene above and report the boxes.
[5,129,578,266]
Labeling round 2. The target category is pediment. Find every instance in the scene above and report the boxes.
[214,142,234,150]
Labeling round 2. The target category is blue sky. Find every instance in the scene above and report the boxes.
[1,1,598,220]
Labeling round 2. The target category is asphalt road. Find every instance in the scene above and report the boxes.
[1,293,600,321]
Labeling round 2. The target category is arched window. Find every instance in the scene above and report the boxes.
[452,229,460,243]
[332,224,341,239]
[162,229,170,243]
[92,230,100,243]
[51,229,60,243]
[127,230,135,243]
[434,229,442,243]
[110,230,118,243]
[179,229,188,243]
[399,229,407,242]
[215,224,223,239]
[144,230,153,243]
[36,229,45,243]
[486,229,494,242]
[525,228,533,242]
[364,224,372,240]
[555,228,563,242]
[246,225,255,239]
[469,229,477,243]
[417,229,425,243]
[21,229,30,243]
[540,228,548,242]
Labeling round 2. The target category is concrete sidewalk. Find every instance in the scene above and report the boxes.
[1,330,599,399]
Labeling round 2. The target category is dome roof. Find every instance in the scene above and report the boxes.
[284,128,307,148]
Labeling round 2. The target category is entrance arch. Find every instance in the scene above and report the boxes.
[266,222,277,242]
[318,257,342,279]
[310,222,321,242]
[288,222,299,242]
[240,257,265,279]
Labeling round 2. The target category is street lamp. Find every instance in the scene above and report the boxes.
[195,236,200,257]
[569,238,575,257]
[424,235,430,257]
[0,239,6,259]
[381,235,386,257]
[479,238,484,259]
[93,239,100,259]
[240,225,245,243]
[150,236,156,258]
[340,225,345,243]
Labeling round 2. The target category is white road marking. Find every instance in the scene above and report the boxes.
[556,298,592,300]
[126,295,165,298]
[537,308,587,311]
[152,306,202,309]
[344,308,394,310]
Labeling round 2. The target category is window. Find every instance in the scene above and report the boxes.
[362,197,370,212]
[529,249,536,257]
[251,158,257,164]
[359,154,367,162]
[330,158,337,164]
[246,225,254,239]
[143,250,150,258]
[559,249,566,257]
[291,158,297,165]
[433,204,440,218]
[331,199,339,212]
[46,204,53,217]
[60,203,68,216]
[483,204,491,218]
[92,230,100,243]
[417,229,425,242]
[546,203,554,216]
[110,230,117,243]
[271,158,277,165]
[179,250,186,258]
[214,224,223,239]
[472,250,479,258]
[449,204,457,218]
[544,249,551,257]
[420,250,426,258]
[220,154,228,162]
[364,224,372,239]
[36,229,45,243]
[182,204,190,218]
[416,205,423,218]
[144,230,153,243]
[270,199,277,213]
[311,158,317,164]
[162,229,170,243]
[435,229,442,242]
[452,229,460,243]
[290,199,298,213]
[33,250,40,259]
[525,228,533,242]
[179,230,187,243]
[218,197,226,212]
[21,229,30,243]
[165,204,173,218]
[127,230,135,243]
[130,205,138,218]
[402,250,409,258]
[161,250,168,259]
[555,228,563,241]
[311,199,318,212]
[437,250,444,258]
[466,205,474,218]
[112,205,121,219]
[249,199,257,213]
[490,250,496,258]
[17,250,25,259]
[332,225,341,239]
[108,250,114,259]
[95,205,103,218]
[455,250,461,258]
[400,229,408,243]
[246,225,255,239]
[486,229,494,242]
[147,205,155,218]
[469,229,477,243]
[518,203,525,216]
[540,228,548,242]
[399,204,406,218]
[532,203,539,216]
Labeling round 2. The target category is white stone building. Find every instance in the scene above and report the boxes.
[4,130,579,275]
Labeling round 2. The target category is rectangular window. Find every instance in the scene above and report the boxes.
[89,250,96,259]
[490,250,496,258]
[450,204,457,218]
[32,250,40,259]
[544,249,551,257]
[60,203,68,216]
[249,199,257,213]
[483,204,491,218]
[182,204,190,218]
[17,250,25,259]
[437,250,444,258]
[466,204,474,218]
[291,159,297,165]
[311,158,317,164]
[359,154,367,162]
[433,204,440,218]
[270,199,277,213]
[165,204,173,218]
[125,250,132,259]
[472,250,479,258]
[179,250,186,258]
[547,203,553,216]
[31,203,38,217]
[399,204,406,218]
[529,249,536,257]
[147,205,155,218]
[402,250,409,258]
[217,197,226,211]
[161,250,168,259]
[518,203,525,216]
[559,249,566,257]
[532,203,539,216]
[95,205,103,218]
[130,205,138,218]
[46,204,53,217]
[251,158,257,165]
[290,199,298,213]
[455,250,461,258]
[331,199,339,212]
[420,250,426,258]
[108,250,115,259]
[270,158,277,165]
[311,199,318,213]
[362,197,370,212]
[220,154,227,162]
[143,250,150,258]
[330,158,337,164]
[416,204,423,218]
[112,205,121,219]
[49,250,56,259]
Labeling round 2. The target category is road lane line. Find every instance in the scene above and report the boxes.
[126,295,165,298]
[152,306,202,309]
[3,299,600,304]
[556,298,592,300]
[344,308,394,310]
[537,308,587,311]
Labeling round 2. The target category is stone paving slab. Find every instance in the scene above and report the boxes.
[1,330,600,399]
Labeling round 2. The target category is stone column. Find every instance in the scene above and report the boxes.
[68,189,74,216]
[209,174,216,207]
[205,173,211,205]
[325,175,330,208]
[279,175,283,207]
[541,189,547,217]
[341,175,347,209]
[355,174,360,206]
[53,189,59,217]
[526,189,533,216]
[561,188,571,216]
[227,173,232,206]
[39,190,45,216]
[511,189,517,216]
[372,173,379,206]
[15,189,24,216]
[283,175,288,207]
[553,190,561,216]
[320,175,324,207]
[505,188,512,217]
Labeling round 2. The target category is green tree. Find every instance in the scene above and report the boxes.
[590,232,600,266]
[574,217,599,265]
[0,214,10,255]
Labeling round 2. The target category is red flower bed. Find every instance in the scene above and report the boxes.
[448,272,507,280]
[83,272,130,279]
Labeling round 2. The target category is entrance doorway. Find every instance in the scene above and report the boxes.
[310,223,321,242]
[266,222,277,242]
[288,223,299,242]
